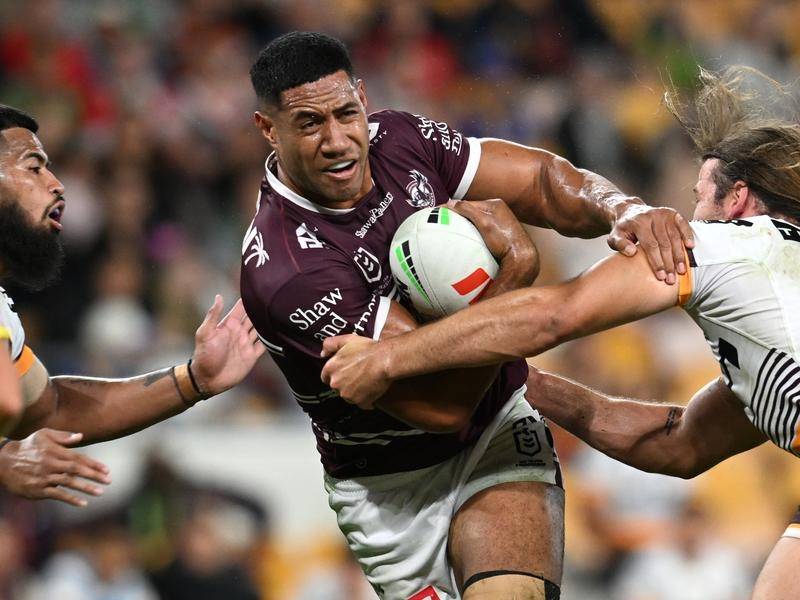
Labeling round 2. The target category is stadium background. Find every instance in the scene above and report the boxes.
[1,0,799,598]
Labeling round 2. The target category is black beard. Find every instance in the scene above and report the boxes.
[0,200,64,291]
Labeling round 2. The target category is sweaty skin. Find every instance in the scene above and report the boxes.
[318,158,756,408]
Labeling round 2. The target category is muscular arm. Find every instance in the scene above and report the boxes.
[528,371,767,478]
[374,240,537,432]
[468,140,693,279]
[468,140,632,237]
[322,249,682,406]
[373,302,499,433]
[9,364,191,444]
[384,250,678,380]
[8,297,264,445]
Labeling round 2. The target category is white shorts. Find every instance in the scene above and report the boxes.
[324,385,561,600]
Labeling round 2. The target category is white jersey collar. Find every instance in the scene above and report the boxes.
[265,154,356,215]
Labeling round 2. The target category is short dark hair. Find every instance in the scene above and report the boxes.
[0,105,38,135]
[250,31,354,107]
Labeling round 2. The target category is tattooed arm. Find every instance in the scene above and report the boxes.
[526,371,767,478]
[9,297,264,445]
[10,367,192,443]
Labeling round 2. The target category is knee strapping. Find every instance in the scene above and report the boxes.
[462,570,560,599]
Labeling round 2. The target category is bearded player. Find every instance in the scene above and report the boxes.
[240,31,691,600]
[0,104,265,507]
[321,67,800,600]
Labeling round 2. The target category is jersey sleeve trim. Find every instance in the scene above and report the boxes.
[14,345,35,377]
[372,296,392,340]
[677,246,694,306]
[453,137,482,200]
[0,326,10,343]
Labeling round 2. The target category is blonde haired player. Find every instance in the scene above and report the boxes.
[322,66,800,600]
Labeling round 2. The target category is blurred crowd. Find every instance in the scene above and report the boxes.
[1,0,800,598]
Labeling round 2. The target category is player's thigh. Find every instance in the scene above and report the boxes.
[448,480,564,597]
[752,536,800,600]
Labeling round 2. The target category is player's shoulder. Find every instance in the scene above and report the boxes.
[367,109,416,128]
[689,215,777,266]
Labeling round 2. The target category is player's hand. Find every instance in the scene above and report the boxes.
[449,199,539,286]
[320,335,390,409]
[190,296,266,396]
[0,429,111,507]
[608,202,694,284]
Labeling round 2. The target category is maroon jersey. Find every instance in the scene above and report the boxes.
[241,110,528,478]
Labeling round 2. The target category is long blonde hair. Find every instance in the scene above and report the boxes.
[665,66,800,220]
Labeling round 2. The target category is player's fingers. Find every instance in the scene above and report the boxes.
[675,212,695,248]
[321,334,359,358]
[607,232,637,257]
[220,298,247,328]
[248,327,258,344]
[48,471,106,496]
[42,429,83,447]
[43,485,89,507]
[320,359,335,385]
[653,220,677,283]
[639,225,667,281]
[55,456,111,484]
[449,198,490,226]
[666,219,687,276]
[55,451,111,480]
[197,295,224,337]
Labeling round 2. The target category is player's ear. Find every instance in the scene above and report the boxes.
[254,111,277,145]
[356,79,368,112]
[728,180,750,218]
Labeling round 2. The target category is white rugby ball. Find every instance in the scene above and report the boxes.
[390,205,498,320]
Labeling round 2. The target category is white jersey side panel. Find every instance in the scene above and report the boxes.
[682,216,800,455]
[0,287,25,360]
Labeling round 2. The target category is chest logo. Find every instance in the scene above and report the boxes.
[296,222,324,249]
[405,170,435,208]
[242,221,269,268]
[353,246,382,283]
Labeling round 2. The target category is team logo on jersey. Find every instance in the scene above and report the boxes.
[405,170,435,208]
[353,246,382,283]
[296,222,324,249]
[512,416,542,457]
[242,221,268,268]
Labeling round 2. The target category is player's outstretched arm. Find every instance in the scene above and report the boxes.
[322,199,538,424]
[467,139,694,283]
[323,249,679,406]
[527,371,767,478]
[8,296,265,444]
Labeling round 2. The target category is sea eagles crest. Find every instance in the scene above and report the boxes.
[405,170,435,208]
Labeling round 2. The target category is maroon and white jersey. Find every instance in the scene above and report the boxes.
[240,110,528,478]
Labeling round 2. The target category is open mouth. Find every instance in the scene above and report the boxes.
[322,159,357,180]
[46,201,65,231]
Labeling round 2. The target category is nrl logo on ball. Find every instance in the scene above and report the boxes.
[405,170,435,208]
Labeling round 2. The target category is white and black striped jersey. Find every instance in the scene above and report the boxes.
[680,216,800,456]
